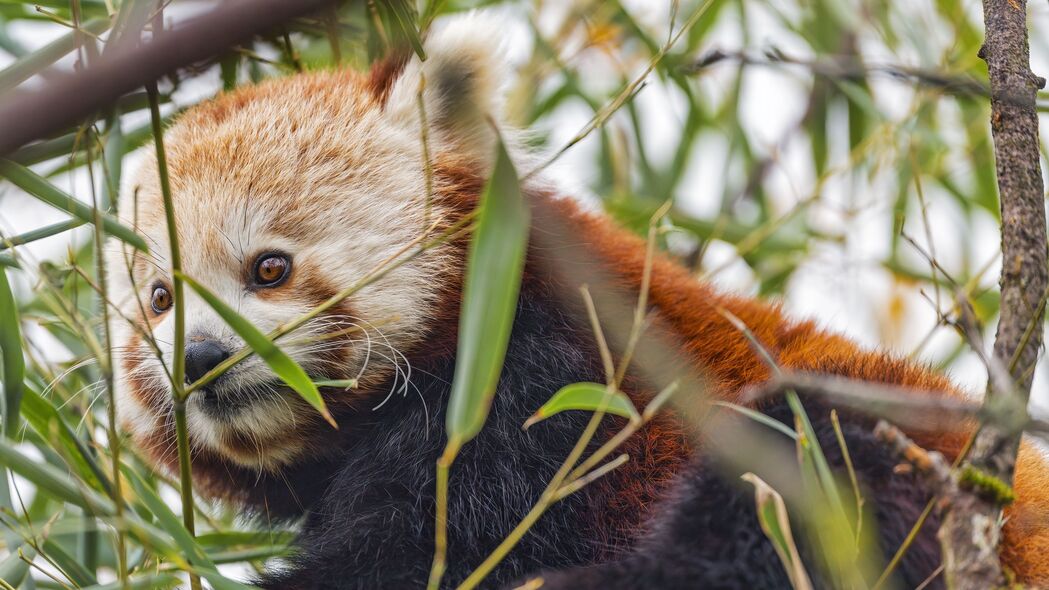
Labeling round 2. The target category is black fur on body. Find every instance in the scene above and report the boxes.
[536,400,944,589]
[250,273,944,590]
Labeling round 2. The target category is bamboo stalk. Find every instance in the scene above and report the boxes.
[147,81,201,590]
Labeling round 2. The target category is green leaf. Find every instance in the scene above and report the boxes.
[742,473,813,590]
[0,17,110,92]
[0,268,23,435]
[178,272,335,428]
[313,378,358,389]
[0,544,34,588]
[196,530,296,548]
[121,466,210,566]
[0,218,85,251]
[101,113,124,210]
[0,436,115,513]
[41,536,98,587]
[78,574,181,590]
[21,385,113,496]
[220,52,240,91]
[122,467,257,590]
[444,134,530,446]
[523,382,639,429]
[381,0,426,59]
[713,401,798,440]
[209,545,291,564]
[0,159,147,251]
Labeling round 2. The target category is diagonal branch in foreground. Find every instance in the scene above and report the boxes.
[0,0,336,157]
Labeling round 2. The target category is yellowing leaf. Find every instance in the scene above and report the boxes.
[742,472,813,590]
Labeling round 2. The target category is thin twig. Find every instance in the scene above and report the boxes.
[524,0,715,179]
[85,124,128,590]
[684,47,991,99]
[147,81,201,590]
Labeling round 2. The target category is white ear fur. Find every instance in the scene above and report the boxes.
[386,13,509,157]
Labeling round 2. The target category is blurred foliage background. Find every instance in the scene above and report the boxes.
[0,0,1047,587]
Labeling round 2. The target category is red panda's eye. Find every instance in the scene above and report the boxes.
[253,253,291,287]
[151,285,172,314]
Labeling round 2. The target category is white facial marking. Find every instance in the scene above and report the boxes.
[107,14,517,472]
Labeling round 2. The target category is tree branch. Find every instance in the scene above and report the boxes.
[0,0,335,157]
[939,0,1048,587]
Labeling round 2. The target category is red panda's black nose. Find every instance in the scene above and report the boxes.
[184,340,231,385]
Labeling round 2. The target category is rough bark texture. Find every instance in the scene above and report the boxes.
[942,0,1047,588]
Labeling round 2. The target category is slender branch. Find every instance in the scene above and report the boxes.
[147,81,201,590]
[86,125,128,590]
[938,0,1048,586]
[685,48,991,99]
[0,0,336,156]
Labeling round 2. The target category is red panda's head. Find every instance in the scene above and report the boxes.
[107,16,511,484]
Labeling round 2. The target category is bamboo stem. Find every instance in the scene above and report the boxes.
[148,81,202,590]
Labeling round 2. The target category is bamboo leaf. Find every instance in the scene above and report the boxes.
[121,467,211,566]
[0,436,115,513]
[742,472,813,590]
[523,382,639,429]
[713,401,798,440]
[101,113,124,210]
[382,0,426,59]
[122,467,257,590]
[0,17,110,92]
[21,385,112,495]
[220,53,239,91]
[196,530,296,548]
[41,536,98,587]
[0,268,23,435]
[78,574,181,590]
[0,544,34,587]
[209,545,291,564]
[0,218,85,251]
[0,159,147,251]
[178,272,336,428]
[313,378,358,389]
[444,134,529,446]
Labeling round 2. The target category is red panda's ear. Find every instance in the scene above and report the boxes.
[385,13,508,160]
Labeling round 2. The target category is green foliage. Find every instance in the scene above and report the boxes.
[0,160,146,250]
[430,133,529,589]
[523,382,640,428]
[443,134,530,448]
[0,0,1039,588]
[179,272,335,428]
[0,268,23,435]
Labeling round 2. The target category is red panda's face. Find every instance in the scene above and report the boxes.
[106,21,506,475]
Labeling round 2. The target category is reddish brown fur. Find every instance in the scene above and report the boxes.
[528,193,1049,584]
[116,50,1049,583]
[367,50,412,105]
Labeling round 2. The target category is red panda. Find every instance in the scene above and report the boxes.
[107,15,1049,589]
